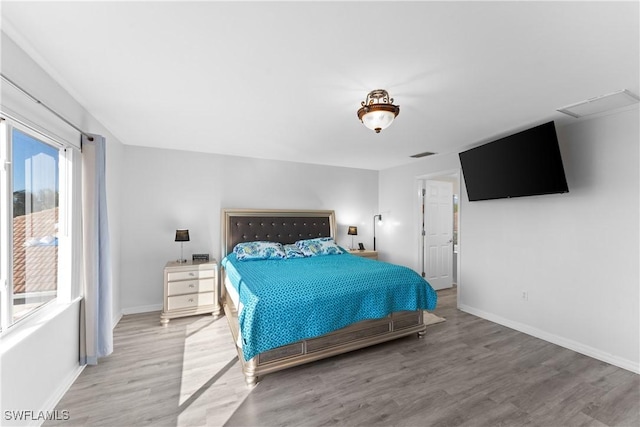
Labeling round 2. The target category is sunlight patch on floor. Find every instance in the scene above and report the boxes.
[175,315,253,426]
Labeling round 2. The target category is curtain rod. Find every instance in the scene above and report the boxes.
[1,72,94,141]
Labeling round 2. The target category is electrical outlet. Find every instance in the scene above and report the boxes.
[521,291,529,301]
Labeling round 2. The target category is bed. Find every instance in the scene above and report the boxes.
[220,208,437,386]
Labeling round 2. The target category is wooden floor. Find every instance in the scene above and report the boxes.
[46,288,639,427]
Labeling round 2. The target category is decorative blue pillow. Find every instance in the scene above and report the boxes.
[283,244,305,259]
[295,237,344,257]
[233,241,286,261]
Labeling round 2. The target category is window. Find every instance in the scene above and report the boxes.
[0,117,69,331]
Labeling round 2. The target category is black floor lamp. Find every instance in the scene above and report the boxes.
[373,214,382,250]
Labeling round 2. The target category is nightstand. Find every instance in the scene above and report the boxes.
[160,260,221,325]
[349,250,378,260]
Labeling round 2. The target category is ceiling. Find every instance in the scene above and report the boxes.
[1,1,638,171]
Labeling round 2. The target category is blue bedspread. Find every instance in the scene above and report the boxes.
[221,252,437,361]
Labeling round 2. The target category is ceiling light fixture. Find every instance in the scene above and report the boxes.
[357,89,400,133]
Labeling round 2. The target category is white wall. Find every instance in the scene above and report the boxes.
[379,109,639,372]
[106,138,124,326]
[0,31,125,422]
[0,303,80,426]
[459,109,639,372]
[378,153,461,270]
[120,146,378,312]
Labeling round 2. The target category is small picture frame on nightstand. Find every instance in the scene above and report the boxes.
[192,253,210,262]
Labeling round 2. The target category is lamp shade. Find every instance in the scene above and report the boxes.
[175,229,190,242]
[348,226,358,236]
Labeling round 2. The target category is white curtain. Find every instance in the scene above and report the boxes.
[79,134,113,365]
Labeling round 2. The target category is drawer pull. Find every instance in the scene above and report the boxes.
[189,272,195,277]
[188,298,194,303]
[189,284,195,288]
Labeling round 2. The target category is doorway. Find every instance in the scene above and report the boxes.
[417,170,460,291]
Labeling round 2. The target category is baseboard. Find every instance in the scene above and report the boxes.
[112,312,123,330]
[34,364,85,427]
[120,304,162,316]
[458,304,639,374]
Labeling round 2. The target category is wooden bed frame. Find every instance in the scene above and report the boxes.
[220,208,426,386]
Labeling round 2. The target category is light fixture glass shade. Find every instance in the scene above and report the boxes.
[357,89,400,133]
[361,110,396,133]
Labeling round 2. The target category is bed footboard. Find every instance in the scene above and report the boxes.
[222,274,426,386]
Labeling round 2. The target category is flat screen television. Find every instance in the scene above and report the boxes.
[459,121,568,201]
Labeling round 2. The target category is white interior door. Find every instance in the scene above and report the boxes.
[423,180,454,290]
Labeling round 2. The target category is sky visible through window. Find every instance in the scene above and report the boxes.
[12,129,59,193]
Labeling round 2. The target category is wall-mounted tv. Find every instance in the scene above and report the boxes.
[459,121,569,202]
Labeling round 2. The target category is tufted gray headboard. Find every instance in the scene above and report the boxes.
[221,209,336,257]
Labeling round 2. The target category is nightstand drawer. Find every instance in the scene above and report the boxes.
[167,292,215,311]
[167,278,215,296]
[167,269,215,282]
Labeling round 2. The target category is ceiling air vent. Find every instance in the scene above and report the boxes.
[557,89,639,118]
[410,151,436,158]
